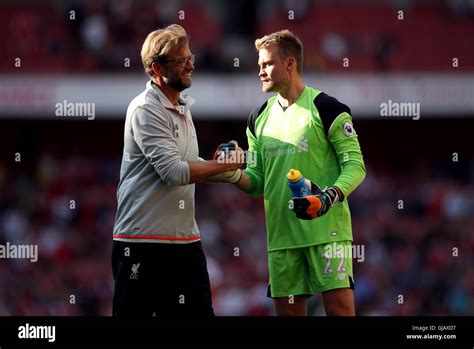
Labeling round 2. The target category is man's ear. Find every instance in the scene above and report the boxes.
[287,57,296,70]
[151,62,162,77]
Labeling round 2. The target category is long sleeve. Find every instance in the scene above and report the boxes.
[131,106,190,186]
[243,126,265,196]
[328,112,366,199]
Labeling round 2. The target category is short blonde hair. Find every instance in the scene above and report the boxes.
[255,29,303,73]
[141,24,189,77]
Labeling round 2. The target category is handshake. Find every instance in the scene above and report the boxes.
[212,140,245,184]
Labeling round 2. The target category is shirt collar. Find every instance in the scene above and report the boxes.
[147,81,195,111]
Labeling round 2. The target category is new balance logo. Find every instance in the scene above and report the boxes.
[130,263,140,279]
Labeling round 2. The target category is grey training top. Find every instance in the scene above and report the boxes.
[113,81,201,243]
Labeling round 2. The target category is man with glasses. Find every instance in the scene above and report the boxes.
[112,24,243,317]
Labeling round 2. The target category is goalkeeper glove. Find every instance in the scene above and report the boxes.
[213,141,238,161]
[212,140,243,184]
[292,181,344,220]
[219,168,242,183]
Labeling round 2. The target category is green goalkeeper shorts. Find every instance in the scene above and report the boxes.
[267,241,354,298]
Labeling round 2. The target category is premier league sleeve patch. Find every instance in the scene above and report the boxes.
[343,121,355,137]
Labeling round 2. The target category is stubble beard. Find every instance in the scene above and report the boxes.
[165,76,191,92]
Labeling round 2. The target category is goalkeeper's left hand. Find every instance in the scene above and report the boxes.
[292,181,343,220]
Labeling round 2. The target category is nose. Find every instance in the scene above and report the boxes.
[259,67,266,77]
[186,58,194,70]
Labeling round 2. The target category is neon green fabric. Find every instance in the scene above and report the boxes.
[268,241,354,297]
[245,86,366,251]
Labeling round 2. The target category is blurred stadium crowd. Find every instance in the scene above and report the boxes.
[0,119,472,316]
[1,0,474,73]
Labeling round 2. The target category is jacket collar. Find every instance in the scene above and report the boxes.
[147,81,195,112]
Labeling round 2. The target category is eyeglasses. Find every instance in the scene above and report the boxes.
[163,54,195,67]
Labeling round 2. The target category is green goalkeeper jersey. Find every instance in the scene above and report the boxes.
[244,86,366,252]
